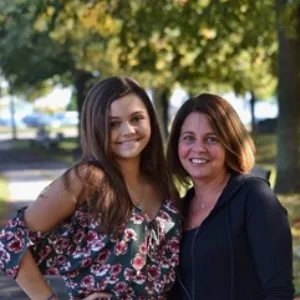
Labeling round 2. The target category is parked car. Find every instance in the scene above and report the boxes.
[22,113,53,128]
[51,111,79,128]
[0,117,26,128]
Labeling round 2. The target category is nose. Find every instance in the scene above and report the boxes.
[121,121,135,135]
[192,139,207,153]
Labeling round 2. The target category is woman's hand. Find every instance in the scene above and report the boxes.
[83,292,112,300]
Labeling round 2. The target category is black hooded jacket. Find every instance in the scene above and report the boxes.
[170,172,294,300]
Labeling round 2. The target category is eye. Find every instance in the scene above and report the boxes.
[110,121,120,129]
[182,135,195,142]
[131,115,144,123]
[206,136,218,144]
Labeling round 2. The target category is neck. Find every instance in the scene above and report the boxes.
[118,157,143,186]
[192,170,230,202]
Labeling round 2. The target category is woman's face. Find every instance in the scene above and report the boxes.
[178,112,227,182]
[109,93,151,162]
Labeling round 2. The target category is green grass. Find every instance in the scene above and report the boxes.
[0,176,9,216]
[11,137,80,165]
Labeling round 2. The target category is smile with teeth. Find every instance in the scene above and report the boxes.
[190,158,210,164]
[117,138,140,144]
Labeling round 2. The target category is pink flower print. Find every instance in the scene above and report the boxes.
[131,254,146,271]
[38,245,52,262]
[7,238,23,254]
[148,265,161,281]
[73,245,90,259]
[15,228,25,238]
[90,239,105,252]
[80,275,95,289]
[0,230,14,240]
[46,267,60,275]
[168,238,180,253]
[6,266,18,277]
[66,244,76,256]
[66,279,77,289]
[73,230,85,244]
[171,253,179,266]
[96,279,107,291]
[0,249,11,263]
[55,255,67,266]
[119,296,132,300]
[86,230,98,243]
[164,199,178,214]
[97,248,110,264]
[153,279,164,294]
[159,211,172,222]
[81,257,92,268]
[55,238,70,254]
[145,283,155,295]
[115,240,128,256]
[46,257,55,268]
[107,275,118,284]
[164,270,175,284]
[66,270,80,278]
[110,263,122,276]
[124,267,134,281]
[124,228,137,241]
[115,281,128,293]
[93,264,111,277]
[134,272,146,285]
[160,259,170,269]
[7,218,18,228]
[0,260,4,269]
[138,242,148,255]
[130,213,144,224]
[126,286,134,296]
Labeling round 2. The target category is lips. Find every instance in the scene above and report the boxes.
[117,138,141,144]
[189,158,210,164]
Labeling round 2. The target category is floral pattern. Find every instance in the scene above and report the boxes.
[0,199,181,299]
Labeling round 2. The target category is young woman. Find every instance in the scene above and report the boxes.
[0,76,181,300]
[167,93,294,300]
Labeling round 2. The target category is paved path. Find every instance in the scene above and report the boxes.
[0,140,70,299]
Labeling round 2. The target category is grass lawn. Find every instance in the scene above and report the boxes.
[0,176,9,217]
[12,137,79,165]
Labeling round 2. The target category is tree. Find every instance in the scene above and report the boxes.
[275,0,300,193]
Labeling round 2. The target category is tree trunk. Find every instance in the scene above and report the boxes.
[274,0,300,193]
[249,91,256,133]
[152,87,170,142]
[74,70,94,138]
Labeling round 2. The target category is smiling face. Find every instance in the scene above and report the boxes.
[178,112,227,182]
[109,93,151,162]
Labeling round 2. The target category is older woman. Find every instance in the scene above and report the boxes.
[167,93,294,300]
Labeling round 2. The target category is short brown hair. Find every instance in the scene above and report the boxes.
[167,93,255,185]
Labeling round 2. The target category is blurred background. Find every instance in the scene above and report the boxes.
[0,0,300,298]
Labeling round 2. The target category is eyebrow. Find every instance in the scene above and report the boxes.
[180,131,216,135]
[109,110,146,119]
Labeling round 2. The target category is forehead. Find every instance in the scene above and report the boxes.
[110,93,147,116]
[181,112,213,133]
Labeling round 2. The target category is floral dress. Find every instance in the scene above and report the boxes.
[0,199,181,299]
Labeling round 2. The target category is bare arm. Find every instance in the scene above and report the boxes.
[15,169,83,300]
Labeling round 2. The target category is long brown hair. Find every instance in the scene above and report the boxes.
[66,76,178,233]
[167,93,255,186]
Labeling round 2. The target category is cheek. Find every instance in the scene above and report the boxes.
[178,142,190,160]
